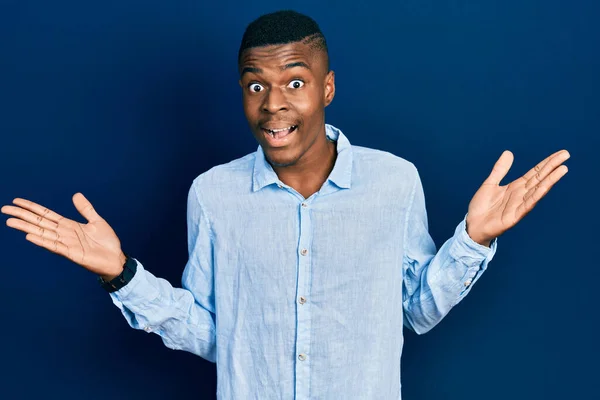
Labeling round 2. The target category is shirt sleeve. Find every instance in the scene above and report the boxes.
[109,181,217,362]
[402,166,498,335]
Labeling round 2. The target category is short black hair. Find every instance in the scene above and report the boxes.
[238,10,329,69]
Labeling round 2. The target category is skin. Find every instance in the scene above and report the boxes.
[239,41,336,199]
[465,149,569,246]
[0,37,570,281]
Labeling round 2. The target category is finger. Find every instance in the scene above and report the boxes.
[9,198,66,223]
[524,164,569,201]
[72,193,101,223]
[1,205,59,230]
[523,150,569,182]
[6,217,61,241]
[525,150,570,189]
[483,150,514,186]
[517,164,568,217]
[25,232,70,258]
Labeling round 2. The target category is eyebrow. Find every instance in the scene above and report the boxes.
[282,61,310,71]
[240,61,311,77]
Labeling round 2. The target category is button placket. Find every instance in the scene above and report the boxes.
[294,199,313,399]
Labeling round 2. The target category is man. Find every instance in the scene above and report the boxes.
[1,10,569,399]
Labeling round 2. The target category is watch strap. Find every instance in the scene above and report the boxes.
[97,254,137,293]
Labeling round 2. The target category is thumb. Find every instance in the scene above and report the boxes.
[483,150,514,186]
[72,192,101,222]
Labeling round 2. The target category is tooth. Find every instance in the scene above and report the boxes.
[272,126,292,133]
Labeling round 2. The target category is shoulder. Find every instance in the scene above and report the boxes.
[351,144,419,182]
[190,152,256,200]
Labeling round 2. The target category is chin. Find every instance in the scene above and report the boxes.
[264,150,300,168]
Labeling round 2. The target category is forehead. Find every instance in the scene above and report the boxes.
[239,41,325,71]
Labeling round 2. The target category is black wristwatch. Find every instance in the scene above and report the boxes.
[97,254,137,293]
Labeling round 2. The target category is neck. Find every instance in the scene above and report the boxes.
[272,131,337,199]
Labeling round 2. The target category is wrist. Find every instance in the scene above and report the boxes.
[471,235,492,248]
[97,254,137,293]
[465,216,492,247]
[100,252,127,281]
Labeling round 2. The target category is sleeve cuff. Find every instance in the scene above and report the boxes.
[109,259,160,307]
[450,214,498,262]
[445,214,498,302]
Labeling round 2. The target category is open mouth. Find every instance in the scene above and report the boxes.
[262,125,298,140]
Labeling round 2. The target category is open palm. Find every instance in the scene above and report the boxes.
[1,193,125,278]
[466,149,570,245]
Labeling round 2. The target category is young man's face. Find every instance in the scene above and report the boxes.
[239,41,335,167]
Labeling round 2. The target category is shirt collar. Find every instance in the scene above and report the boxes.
[252,123,353,192]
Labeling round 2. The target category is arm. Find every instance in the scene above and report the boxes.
[110,183,217,362]
[1,184,217,362]
[402,167,497,335]
[402,147,569,334]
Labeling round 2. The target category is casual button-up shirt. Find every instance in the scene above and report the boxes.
[110,124,497,399]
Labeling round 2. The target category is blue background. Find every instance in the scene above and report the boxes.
[0,0,597,399]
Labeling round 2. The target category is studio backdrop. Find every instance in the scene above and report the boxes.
[0,0,597,399]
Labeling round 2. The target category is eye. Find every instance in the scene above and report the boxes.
[248,83,264,93]
[288,79,304,89]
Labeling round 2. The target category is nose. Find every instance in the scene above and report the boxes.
[262,87,288,114]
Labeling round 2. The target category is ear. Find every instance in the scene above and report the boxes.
[238,79,243,88]
[324,70,335,107]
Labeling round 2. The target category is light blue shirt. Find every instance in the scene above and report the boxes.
[110,124,497,399]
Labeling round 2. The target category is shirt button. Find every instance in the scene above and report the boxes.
[301,202,307,208]
[143,326,152,332]
[300,248,308,256]
[298,353,307,361]
[277,184,282,188]
[299,296,306,304]
[464,279,472,287]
